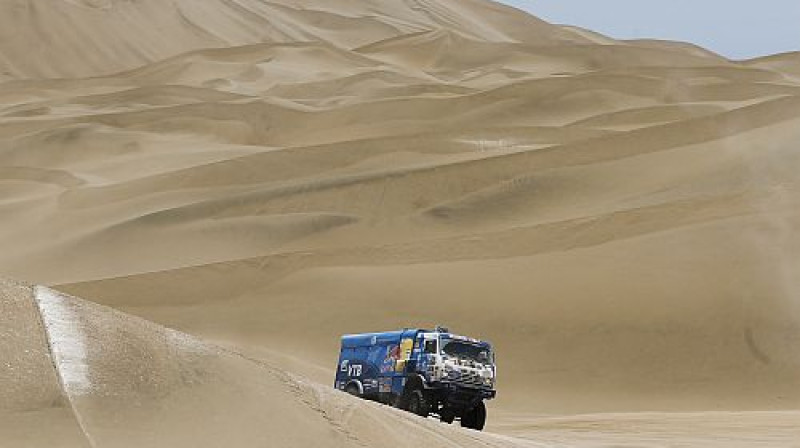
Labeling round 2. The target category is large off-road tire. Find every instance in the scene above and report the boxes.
[406,389,430,417]
[345,383,361,397]
[460,401,487,431]
[439,409,455,424]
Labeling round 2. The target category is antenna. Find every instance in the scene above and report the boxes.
[435,325,449,333]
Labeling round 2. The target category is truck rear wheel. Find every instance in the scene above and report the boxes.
[406,389,430,417]
[460,401,486,431]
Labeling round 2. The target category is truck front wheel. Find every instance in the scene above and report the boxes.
[406,389,430,417]
[460,401,486,431]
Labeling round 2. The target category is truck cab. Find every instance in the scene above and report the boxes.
[334,327,496,430]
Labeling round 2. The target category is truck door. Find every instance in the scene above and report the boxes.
[416,333,438,378]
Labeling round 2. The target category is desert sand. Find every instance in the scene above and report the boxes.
[2,0,800,446]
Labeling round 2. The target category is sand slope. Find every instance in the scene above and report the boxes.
[2,0,800,445]
[1,277,542,447]
[0,278,90,447]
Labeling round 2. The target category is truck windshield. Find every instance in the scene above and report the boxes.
[441,340,492,363]
[424,339,438,354]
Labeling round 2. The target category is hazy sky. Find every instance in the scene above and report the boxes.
[498,0,800,60]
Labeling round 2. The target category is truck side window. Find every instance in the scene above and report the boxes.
[424,340,437,354]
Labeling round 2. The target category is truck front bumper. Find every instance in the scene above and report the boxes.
[430,381,496,400]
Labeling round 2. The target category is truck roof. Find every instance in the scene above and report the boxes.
[340,329,492,348]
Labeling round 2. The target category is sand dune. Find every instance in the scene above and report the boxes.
[746,52,800,80]
[0,0,592,79]
[1,278,542,448]
[2,0,800,446]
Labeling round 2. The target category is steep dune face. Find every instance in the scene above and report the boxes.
[2,0,800,442]
[0,278,90,447]
[1,278,538,448]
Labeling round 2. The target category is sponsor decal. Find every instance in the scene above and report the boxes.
[381,344,401,373]
[395,338,414,372]
[347,364,363,377]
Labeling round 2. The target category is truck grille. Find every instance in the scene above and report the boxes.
[454,370,483,388]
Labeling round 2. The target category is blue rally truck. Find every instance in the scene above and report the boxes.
[334,327,496,430]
